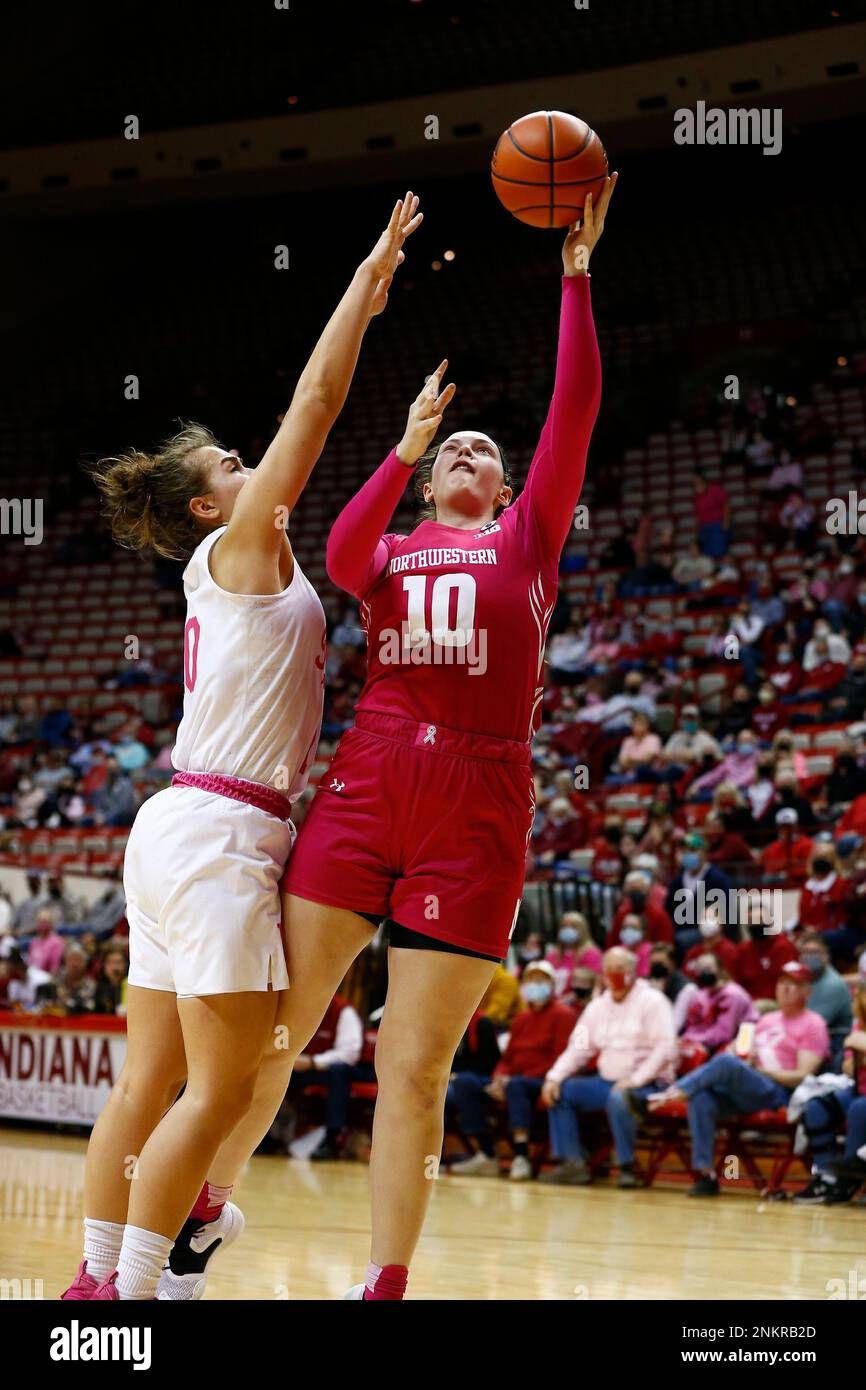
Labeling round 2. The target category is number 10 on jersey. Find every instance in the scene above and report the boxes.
[402,573,477,649]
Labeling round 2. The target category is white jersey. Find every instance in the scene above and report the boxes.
[172,527,326,800]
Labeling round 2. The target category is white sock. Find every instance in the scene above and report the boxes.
[83,1218,125,1284]
[116,1225,175,1301]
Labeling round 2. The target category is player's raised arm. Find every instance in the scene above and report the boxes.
[213,192,423,592]
[520,172,617,558]
[325,360,456,598]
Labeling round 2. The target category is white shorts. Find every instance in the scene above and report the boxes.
[124,784,293,997]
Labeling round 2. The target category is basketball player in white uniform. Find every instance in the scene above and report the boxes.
[62,193,422,1302]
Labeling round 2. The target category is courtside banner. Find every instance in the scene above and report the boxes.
[0,1013,126,1127]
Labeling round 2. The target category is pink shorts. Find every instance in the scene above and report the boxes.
[282,710,534,959]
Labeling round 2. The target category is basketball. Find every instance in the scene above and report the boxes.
[491,109,609,228]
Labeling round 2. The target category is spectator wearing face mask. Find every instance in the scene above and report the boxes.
[614,913,653,976]
[661,705,722,777]
[666,836,733,954]
[799,932,853,1070]
[480,963,523,1028]
[682,911,740,975]
[760,808,813,883]
[546,913,602,993]
[803,621,851,672]
[681,954,757,1053]
[767,644,802,698]
[798,845,851,940]
[733,903,798,1008]
[452,962,576,1181]
[610,870,673,945]
[540,947,677,1187]
[648,942,699,1032]
[564,966,598,1013]
[649,962,829,1195]
[576,673,657,734]
[687,730,758,800]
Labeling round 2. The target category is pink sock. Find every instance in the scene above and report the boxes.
[189,1181,233,1225]
[363,1261,408,1301]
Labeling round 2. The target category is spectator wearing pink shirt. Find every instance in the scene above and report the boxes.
[681,954,757,1053]
[616,712,662,779]
[649,962,829,1195]
[688,729,758,800]
[540,947,677,1187]
[26,907,66,976]
[546,912,602,995]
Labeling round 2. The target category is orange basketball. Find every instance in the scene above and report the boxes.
[491,110,608,229]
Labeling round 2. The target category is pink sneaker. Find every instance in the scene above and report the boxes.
[90,1272,157,1301]
[60,1261,99,1300]
[90,1272,120,1300]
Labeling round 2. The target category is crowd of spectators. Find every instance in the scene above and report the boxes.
[0,870,128,1017]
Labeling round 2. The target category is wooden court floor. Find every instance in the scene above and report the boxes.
[1,1127,864,1301]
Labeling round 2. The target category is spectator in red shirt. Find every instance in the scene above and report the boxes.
[766,644,802,699]
[449,961,576,1181]
[839,792,866,839]
[798,844,850,937]
[797,640,846,698]
[760,808,813,883]
[549,769,594,834]
[693,469,730,558]
[682,955,757,1053]
[703,814,755,873]
[610,870,674,945]
[752,683,786,743]
[683,910,740,977]
[732,897,798,1008]
[533,797,587,871]
[589,815,627,884]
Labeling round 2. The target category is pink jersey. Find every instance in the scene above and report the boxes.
[326,275,601,743]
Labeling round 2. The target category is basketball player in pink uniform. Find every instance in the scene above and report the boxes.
[276,176,617,1299]
[61,193,423,1301]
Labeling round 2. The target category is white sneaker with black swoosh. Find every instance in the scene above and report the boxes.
[156,1201,245,1300]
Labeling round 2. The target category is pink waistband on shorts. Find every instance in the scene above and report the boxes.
[171,770,292,820]
[353,709,531,766]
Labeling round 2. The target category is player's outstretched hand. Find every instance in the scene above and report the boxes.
[396,359,456,466]
[366,190,423,315]
[562,171,618,276]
